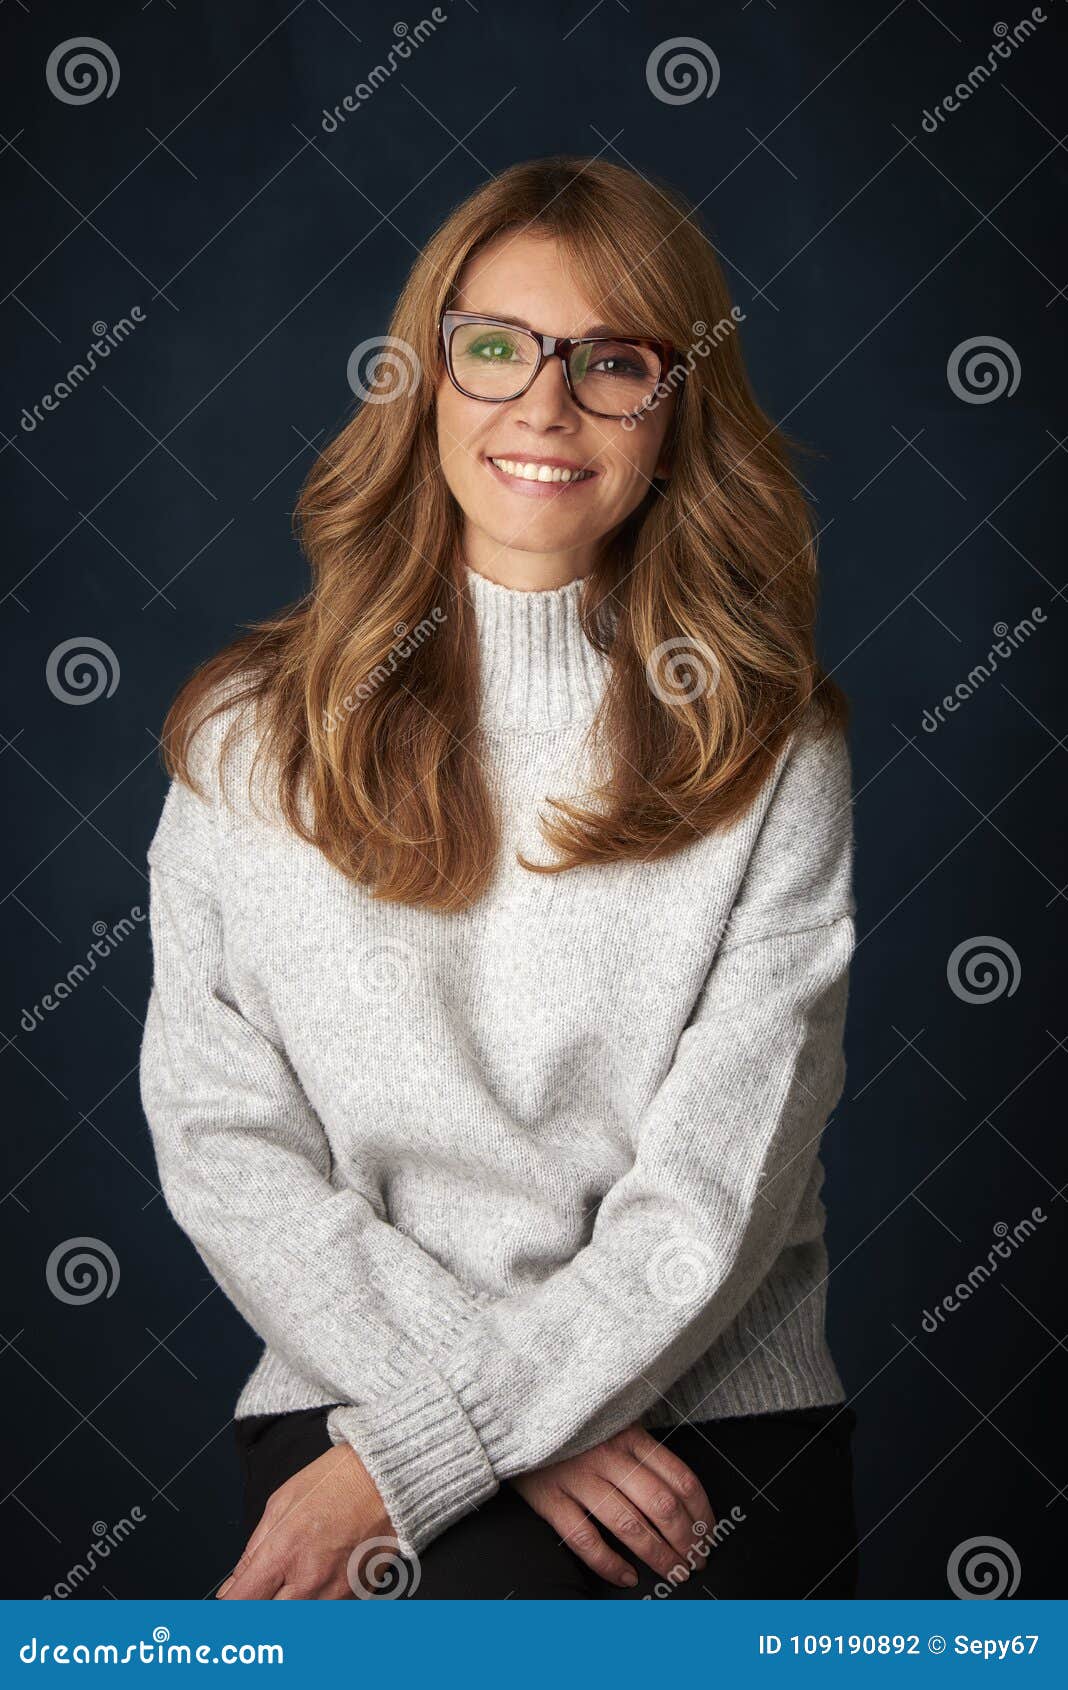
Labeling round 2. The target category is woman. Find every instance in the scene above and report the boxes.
[140,155,859,1600]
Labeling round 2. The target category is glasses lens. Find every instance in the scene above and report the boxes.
[449,320,539,399]
[569,340,662,416]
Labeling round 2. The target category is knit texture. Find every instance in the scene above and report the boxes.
[139,563,856,1559]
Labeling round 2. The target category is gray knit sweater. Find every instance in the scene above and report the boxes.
[140,563,856,1559]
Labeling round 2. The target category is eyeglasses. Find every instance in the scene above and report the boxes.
[440,310,675,420]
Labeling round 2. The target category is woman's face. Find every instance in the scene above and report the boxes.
[435,230,675,576]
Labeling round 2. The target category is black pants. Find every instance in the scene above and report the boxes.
[233,1400,859,1598]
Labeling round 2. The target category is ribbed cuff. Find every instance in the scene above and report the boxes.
[326,1368,498,1558]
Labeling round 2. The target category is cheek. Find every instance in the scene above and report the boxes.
[606,405,672,488]
[436,383,488,466]
[435,381,461,454]
[609,436,664,490]
[435,394,472,498]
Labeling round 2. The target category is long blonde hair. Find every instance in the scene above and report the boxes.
[163,154,848,912]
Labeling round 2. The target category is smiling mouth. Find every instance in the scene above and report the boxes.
[486,456,596,485]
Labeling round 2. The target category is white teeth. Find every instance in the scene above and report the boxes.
[489,458,592,484]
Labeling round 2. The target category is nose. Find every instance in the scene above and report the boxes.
[511,353,579,432]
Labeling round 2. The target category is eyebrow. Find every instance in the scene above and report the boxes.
[469,310,638,340]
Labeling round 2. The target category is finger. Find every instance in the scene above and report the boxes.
[626,1427,717,1537]
[538,1491,640,1589]
[603,1441,712,1565]
[566,1475,687,1583]
[215,1541,259,1599]
[218,1551,286,1600]
[215,1557,251,1598]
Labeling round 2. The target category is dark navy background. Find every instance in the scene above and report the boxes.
[1,0,1064,1599]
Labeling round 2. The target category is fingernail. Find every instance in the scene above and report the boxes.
[622,1569,638,1587]
[217,1578,233,1598]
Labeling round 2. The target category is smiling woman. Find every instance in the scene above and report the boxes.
[140,155,858,1600]
[436,275,676,527]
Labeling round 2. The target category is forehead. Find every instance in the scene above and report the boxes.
[453,229,610,340]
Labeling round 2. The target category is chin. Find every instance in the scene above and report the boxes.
[492,518,599,552]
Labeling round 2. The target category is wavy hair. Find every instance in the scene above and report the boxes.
[163,154,848,912]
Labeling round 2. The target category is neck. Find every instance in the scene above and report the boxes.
[464,562,612,734]
[460,522,599,593]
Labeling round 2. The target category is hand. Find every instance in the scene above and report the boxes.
[509,1423,715,1589]
[216,1444,398,1599]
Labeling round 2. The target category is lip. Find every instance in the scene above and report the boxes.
[483,453,600,498]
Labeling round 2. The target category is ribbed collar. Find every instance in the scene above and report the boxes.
[465,564,612,733]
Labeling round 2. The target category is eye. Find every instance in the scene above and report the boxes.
[466,332,523,362]
[571,339,660,385]
[591,353,647,378]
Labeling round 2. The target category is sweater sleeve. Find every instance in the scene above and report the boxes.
[324,718,857,1555]
[141,862,497,1368]
[139,763,500,1534]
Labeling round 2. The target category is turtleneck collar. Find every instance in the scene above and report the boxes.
[464,563,612,734]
